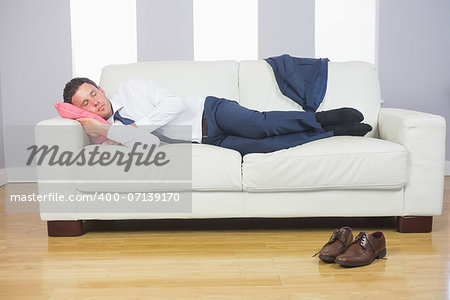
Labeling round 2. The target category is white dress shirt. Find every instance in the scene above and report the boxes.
[105,77,205,147]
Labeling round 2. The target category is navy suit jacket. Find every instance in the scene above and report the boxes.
[265,54,329,112]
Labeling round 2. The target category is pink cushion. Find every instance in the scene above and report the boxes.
[54,103,107,144]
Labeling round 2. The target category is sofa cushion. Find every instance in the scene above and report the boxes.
[74,144,242,192]
[191,144,242,191]
[238,60,381,137]
[99,60,239,102]
[317,61,381,138]
[242,136,407,192]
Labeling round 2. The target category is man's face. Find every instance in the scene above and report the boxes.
[71,83,113,120]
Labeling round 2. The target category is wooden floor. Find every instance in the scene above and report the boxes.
[1,180,449,300]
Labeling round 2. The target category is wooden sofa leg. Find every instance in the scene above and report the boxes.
[47,221,84,237]
[397,216,433,233]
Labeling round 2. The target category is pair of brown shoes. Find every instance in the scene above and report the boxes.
[314,227,386,267]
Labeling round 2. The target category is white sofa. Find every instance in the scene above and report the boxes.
[35,60,446,236]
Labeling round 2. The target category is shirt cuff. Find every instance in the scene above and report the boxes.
[107,124,160,148]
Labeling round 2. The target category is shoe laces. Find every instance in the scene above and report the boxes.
[313,229,347,257]
[352,232,374,253]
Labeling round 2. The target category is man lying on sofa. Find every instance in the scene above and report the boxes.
[63,77,371,155]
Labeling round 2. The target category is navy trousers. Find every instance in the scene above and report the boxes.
[203,96,333,155]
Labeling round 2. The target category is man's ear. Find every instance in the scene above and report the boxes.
[98,86,106,94]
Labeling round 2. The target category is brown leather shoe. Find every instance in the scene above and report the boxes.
[314,227,353,262]
[335,231,386,267]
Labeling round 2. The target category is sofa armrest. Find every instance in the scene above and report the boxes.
[378,108,446,215]
[35,117,90,221]
[35,117,90,149]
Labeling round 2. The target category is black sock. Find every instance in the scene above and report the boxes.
[315,107,364,126]
[324,122,372,136]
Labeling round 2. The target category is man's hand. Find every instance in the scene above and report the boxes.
[77,117,111,137]
[106,139,120,145]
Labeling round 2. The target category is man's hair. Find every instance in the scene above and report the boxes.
[63,77,99,104]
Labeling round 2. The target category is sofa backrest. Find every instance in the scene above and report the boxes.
[99,60,239,101]
[239,60,381,137]
[100,60,381,137]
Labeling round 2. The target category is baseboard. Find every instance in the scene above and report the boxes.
[446,161,450,176]
[0,167,37,184]
[0,168,7,186]
[5,167,36,183]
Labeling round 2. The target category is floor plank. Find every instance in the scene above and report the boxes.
[0,179,449,299]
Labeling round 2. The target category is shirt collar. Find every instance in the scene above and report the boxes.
[106,102,124,124]
[106,90,124,124]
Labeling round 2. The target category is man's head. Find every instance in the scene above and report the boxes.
[63,77,113,120]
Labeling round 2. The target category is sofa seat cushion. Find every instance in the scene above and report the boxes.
[191,144,242,191]
[242,136,407,192]
[74,144,242,192]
